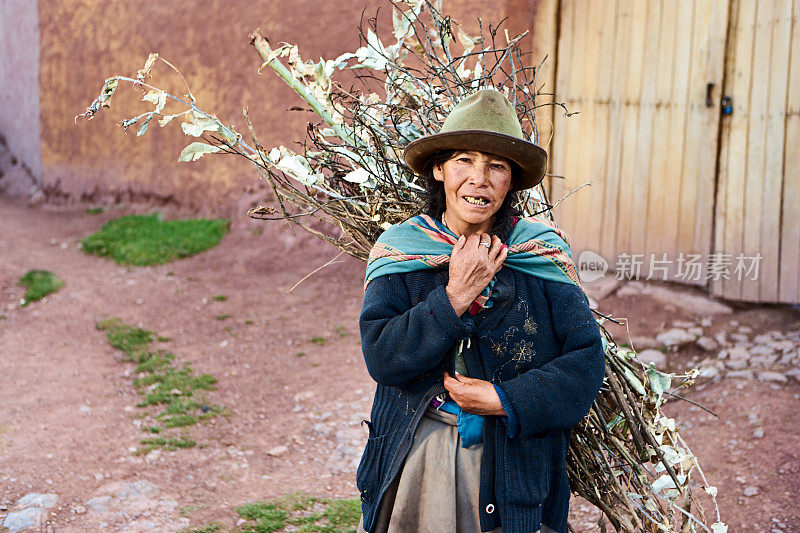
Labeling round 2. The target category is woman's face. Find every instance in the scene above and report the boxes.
[433,150,513,235]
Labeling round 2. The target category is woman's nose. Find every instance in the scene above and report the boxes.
[468,164,490,186]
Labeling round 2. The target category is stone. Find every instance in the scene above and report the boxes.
[786,368,800,381]
[615,281,646,297]
[17,493,58,509]
[749,345,776,357]
[672,320,696,328]
[726,370,754,379]
[757,371,788,383]
[629,336,661,350]
[713,331,728,346]
[727,346,750,362]
[752,428,765,438]
[2,507,48,532]
[754,333,774,343]
[695,336,719,352]
[750,354,778,367]
[86,495,112,512]
[27,189,45,207]
[645,285,733,315]
[583,277,621,301]
[86,481,176,519]
[657,328,696,347]
[267,445,288,457]
[637,349,666,367]
[293,390,315,402]
[743,486,759,497]
[698,365,719,379]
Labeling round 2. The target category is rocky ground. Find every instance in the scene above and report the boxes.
[0,191,798,532]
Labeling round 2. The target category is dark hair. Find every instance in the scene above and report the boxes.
[421,150,522,241]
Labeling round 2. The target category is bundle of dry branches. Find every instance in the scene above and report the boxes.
[78,1,724,531]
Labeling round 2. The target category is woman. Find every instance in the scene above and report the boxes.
[355,89,605,533]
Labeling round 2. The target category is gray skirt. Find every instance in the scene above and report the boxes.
[356,406,557,533]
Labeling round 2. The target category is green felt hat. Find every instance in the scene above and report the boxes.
[403,88,548,191]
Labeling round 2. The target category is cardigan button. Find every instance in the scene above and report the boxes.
[485,503,495,514]
[360,490,370,502]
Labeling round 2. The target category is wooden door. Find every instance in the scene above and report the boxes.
[712,0,800,304]
[550,0,729,286]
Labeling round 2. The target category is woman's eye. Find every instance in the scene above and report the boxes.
[491,163,508,170]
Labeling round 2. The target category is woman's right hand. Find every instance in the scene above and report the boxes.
[446,233,507,315]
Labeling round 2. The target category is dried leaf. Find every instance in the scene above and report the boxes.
[99,77,118,105]
[142,90,167,113]
[136,52,159,82]
[647,367,673,397]
[136,115,152,137]
[182,116,220,137]
[158,114,182,127]
[177,142,220,162]
[343,168,371,184]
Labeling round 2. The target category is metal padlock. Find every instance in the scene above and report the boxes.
[721,96,733,116]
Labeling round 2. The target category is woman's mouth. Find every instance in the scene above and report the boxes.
[462,195,490,206]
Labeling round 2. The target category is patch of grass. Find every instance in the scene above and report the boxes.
[335,326,348,338]
[157,336,171,342]
[310,362,321,367]
[295,352,306,357]
[179,503,209,517]
[97,317,221,451]
[96,318,153,360]
[162,414,199,428]
[188,276,199,282]
[81,213,230,266]
[236,492,361,532]
[181,521,219,533]
[237,501,288,533]
[252,228,263,236]
[138,436,196,454]
[85,207,104,214]
[216,313,231,321]
[245,319,255,325]
[0,315,7,320]
[212,295,227,301]
[17,270,64,306]
[166,271,175,276]
[311,337,326,346]
[322,498,361,528]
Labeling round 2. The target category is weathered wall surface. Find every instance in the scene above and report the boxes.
[36,0,547,215]
[0,0,42,196]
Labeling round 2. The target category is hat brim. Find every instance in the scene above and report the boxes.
[403,130,548,191]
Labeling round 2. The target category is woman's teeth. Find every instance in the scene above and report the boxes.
[463,196,488,205]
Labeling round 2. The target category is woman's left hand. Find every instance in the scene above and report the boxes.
[443,371,507,416]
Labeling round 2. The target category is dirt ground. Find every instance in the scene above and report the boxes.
[0,191,798,532]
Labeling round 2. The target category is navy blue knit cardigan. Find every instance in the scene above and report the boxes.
[357,265,605,533]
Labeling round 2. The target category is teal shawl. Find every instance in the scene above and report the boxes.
[365,214,585,311]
